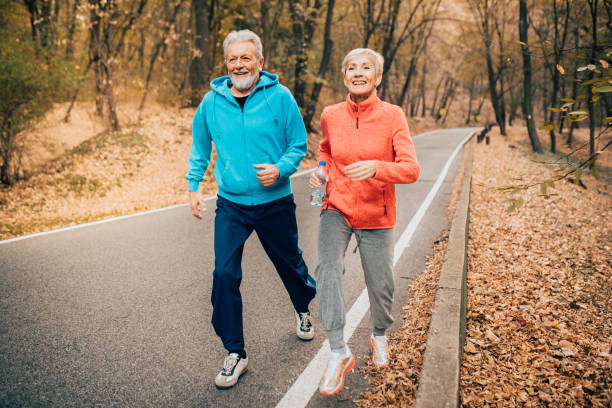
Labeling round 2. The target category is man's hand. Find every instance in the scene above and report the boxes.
[253,163,280,187]
[344,160,376,181]
[189,190,207,219]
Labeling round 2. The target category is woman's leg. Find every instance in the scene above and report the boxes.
[315,211,352,351]
[356,227,394,333]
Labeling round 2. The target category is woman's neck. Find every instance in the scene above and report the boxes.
[350,93,371,105]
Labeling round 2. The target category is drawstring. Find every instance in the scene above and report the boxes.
[210,91,218,138]
[263,85,284,143]
[263,86,280,126]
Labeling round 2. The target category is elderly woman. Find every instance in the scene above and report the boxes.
[310,48,420,395]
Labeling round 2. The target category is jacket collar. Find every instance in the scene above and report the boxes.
[345,90,380,116]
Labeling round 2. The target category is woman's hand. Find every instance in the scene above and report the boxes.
[309,171,322,188]
[344,160,376,181]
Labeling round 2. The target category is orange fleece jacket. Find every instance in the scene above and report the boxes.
[318,92,420,229]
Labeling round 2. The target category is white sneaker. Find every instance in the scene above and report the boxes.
[369,333,388,368]
[319,346,355,395]
[295,311,314,341]
[214,353,248,389]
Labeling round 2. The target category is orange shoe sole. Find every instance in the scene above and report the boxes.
[369,337,388,369]
[320,354,355,396]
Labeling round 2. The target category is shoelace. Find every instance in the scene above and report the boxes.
[298,312,312,331]
[222,354,239,374]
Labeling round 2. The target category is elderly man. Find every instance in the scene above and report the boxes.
[186,29,316,389]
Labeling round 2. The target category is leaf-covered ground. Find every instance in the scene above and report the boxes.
[461,127,610,407]
[357,126,610,407]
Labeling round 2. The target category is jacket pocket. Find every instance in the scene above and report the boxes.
[217,160,248,195]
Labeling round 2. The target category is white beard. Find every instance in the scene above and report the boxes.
[231,71,259,92]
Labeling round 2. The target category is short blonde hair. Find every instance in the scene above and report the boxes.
[341,48,384,75]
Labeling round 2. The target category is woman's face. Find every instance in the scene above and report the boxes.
[343,55,382,101]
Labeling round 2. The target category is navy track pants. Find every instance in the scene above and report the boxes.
[211,194,317,351]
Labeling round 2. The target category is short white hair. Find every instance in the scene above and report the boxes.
[341,48,384,75]
[223,30,264,59]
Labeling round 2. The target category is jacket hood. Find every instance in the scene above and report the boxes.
[210,71,279,97]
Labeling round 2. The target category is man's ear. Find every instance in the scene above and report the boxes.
[259,56,264,71]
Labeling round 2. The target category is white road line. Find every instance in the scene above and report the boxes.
[275,129,476,408]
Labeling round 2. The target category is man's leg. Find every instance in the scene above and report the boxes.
[253,195,316,313]
[212,196,253,352]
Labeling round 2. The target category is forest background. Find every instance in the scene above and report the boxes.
[0,1,610,406]
[0,0,610,238]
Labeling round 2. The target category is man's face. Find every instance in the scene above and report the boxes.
[225,41,264,93]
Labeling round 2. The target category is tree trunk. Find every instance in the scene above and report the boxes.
[430,75,443,116]
[519,0,542,153]
[101,0,119,131]
[379,0,402,99]
[420,62,427,117]
[466,77,475,124]
[397,55,418,109]
[89,0,104,117]
[288,0,323,111]
[188,0,210,107]
[441,89,454,125]
[139,0,185,113]
[24,0,40,45]
[547,0,570,153]
[566,25,580,146]
[66,0,79,59]
[586,0,598,162]
[40,0,52,48]
[485,50,506,135]
[303,0,335,132]
[260,0,286,64]
[288,0,308,108]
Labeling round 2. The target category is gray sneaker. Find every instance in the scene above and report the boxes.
[214,353,248,389]
[296,311,314,340]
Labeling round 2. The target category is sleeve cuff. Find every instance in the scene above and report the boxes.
[188,180,200,191]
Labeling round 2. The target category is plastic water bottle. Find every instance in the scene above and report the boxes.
[310,160,328,207]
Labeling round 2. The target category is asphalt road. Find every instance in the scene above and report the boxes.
[0,127,478,408]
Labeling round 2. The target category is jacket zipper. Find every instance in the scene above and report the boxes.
[383,188,387,214]
[241,99,253,205]
[356,105,359,129]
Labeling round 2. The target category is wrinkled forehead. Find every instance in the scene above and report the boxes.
[344,54,378,71]
[226,40,259,57]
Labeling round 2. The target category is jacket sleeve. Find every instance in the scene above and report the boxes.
[185,100,213,191]
[317,109,333,164]
[372,106,420,184]
[274,90,307,179]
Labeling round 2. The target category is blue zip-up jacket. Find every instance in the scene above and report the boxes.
[186,71,307,205]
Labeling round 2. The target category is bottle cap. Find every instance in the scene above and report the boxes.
[319,160,326,165]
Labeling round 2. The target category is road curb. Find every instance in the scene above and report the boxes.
[414,144,473,408]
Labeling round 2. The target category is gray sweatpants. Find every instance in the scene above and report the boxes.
[315,210,394,351]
